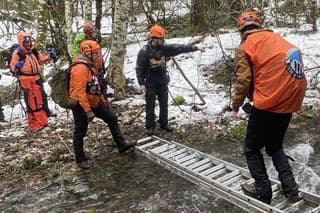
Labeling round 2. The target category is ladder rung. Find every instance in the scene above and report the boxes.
[272,189,281,198]
[283,199,304,212]
[150,144,175,154]
[223,174,242,186]
[137,140,161,149]
[271,184,280,192]
[172,152,189,161]
[206,168,226,179]
[216,170,240,183]
[193,162,213,173]
[160,148,179,157]
[311,205,320,213]
[180,157,199,167]
[274,199,289,209]
[187,158,211,170]
[137,136,152,144]
[165,148,186,159]
[200,163,224,176]
[177,154,196,164]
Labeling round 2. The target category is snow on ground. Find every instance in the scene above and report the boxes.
[1,25,320,137]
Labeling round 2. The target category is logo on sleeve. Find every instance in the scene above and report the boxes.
[285,48,305,79]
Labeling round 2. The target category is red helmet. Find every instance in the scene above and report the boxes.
[149,24,166,38]
[83,23,99,39]
[237,11,260,31]
[80,40,100,56]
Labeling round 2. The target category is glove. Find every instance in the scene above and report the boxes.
[86,110,95,122]
[49,49,57,60]
[15,61,24,69]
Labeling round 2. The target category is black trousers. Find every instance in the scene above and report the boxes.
[35,78,50,115]
[71,104,125,163]
[145,83,168,129]
[244,107,298,203]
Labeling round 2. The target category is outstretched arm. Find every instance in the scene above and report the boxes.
[161,44,200,57]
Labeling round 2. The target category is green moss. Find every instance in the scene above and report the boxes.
[171,95,185,106]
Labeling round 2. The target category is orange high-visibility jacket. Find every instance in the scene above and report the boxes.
[69,58,101,113]
[10,32,51,77]
[233,29,307,113]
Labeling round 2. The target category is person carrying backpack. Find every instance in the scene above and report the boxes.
[70,40,136,169]
[10,31,57,130]
[136,24,205,136]
[72,23,108,98]
[232,11,307,204]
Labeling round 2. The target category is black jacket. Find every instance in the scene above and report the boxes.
[136,40,198,86]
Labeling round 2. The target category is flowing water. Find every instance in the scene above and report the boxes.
[1,134,320,212]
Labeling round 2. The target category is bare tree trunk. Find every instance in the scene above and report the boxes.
[107,0,129,100]
[84,0,92,22]
[95,0,102,31]
[191,0,207,32]
[311,0,318,32]
[65,0,73,58]
[36,0,48,51]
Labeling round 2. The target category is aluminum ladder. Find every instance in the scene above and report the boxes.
[135,136,320,213]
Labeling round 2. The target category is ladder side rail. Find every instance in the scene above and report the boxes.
[150,149,285,213]
[145,149,273,213]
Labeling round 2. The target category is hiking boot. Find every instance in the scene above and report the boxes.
[241,183,271,204]
[77,160,92,169]
[160,126,173,132]
[118,140,137,154]
[241,182,259,199]
[284,185,300,202]
[147,128,155,136]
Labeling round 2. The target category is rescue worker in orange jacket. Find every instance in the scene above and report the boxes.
[10,31,57,130]
[232,12,307,204]
[70,40,136,169]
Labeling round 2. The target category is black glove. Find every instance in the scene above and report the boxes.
[86,110,95,122]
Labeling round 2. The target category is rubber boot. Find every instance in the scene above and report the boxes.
[271,149,299,200]
[245,151,272,204]
[117,140,137,154]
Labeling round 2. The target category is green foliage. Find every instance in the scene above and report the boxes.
[218,122,247,143]
[171,95,185,106]
[21,155,42,170]
[229,123,247,140]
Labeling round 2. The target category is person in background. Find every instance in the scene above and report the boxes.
[136,24,205,136]
[10,31,57,130]
[232,11,307,204]
[70,40,136,169]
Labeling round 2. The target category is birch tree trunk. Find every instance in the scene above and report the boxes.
[65,0,73,58]
[36,0,48,51]
[107,0,129,100]
[84,0,92,23]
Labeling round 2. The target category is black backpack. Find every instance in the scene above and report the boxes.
[49,62,91,109]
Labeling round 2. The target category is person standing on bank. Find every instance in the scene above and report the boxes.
[10,31,57,130]
[232,11,307,204]
[136,24,205,136]
[70,40,136,169]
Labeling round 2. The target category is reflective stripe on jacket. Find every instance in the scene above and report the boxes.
[233,29,307,113]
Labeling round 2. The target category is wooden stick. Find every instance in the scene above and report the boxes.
[124,105,145,125]
[57,133,74,157]
[172,58,206,105]
[305,66,320,71]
